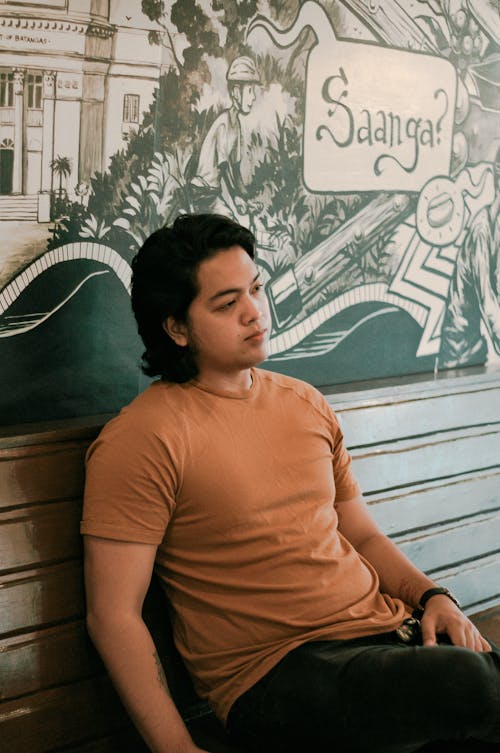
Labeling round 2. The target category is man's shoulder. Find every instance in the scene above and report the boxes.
[256,369,329,411]
[86,380,200,472]
[98,381,193,441]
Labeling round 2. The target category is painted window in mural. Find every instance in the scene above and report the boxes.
[0,71,13,107]
[27,73,43,110]
[0,0,499,424]
[123,93,140,124]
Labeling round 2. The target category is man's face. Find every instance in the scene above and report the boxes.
[234,83,256,114]
[168,246,271,387]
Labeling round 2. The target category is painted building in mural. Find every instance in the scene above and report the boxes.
[0,0,499,424]
[0,0,160,216]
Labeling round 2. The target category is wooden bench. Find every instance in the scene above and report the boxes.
[1,367,499,753]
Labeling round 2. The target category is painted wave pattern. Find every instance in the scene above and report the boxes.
[267,283,426,359]
[0,241,427,358]
[0,242,132,337]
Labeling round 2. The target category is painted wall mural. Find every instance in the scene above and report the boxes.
[0,0,499,424]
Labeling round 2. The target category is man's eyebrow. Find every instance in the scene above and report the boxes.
[208,271,260,302]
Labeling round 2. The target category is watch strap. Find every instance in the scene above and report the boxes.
[418,587,460,611]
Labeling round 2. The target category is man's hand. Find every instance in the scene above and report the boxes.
[420,594,491,652]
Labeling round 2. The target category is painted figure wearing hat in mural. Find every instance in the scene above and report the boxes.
[191,56,260,221]
[439,147,500,368]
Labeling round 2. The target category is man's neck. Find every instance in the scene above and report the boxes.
[195,368,253,393]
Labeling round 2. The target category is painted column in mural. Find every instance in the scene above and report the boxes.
[79,21,114,183]
[41,71,55,194]
[12,68,24,194]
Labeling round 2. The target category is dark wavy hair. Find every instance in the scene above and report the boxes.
[131,213,255,382]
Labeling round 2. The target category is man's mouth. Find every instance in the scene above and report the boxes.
[245,329,267,342]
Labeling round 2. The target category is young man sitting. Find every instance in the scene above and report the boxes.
[82,214,499,753]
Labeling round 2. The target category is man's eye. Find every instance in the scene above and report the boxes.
[253,283,264,293]
[218,300,235,311]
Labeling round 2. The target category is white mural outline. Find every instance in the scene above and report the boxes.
[0,242,131,336]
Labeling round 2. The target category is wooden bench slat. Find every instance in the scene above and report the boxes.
[334,387,500,447]
[0,621,102,701]
[470,606,500,646]
[0,445,87,509]
[0,500,81,573]
[330,368,500,410]
[351,425,500,494]
[0,677,129,753]
[0,562,84,636]
[0,416,108,451]
[369,471,500,536]
[438,553,500,611]
[396,513,500,575]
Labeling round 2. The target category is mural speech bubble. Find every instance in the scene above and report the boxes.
[248,1,457,192]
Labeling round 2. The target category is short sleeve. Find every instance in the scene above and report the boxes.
[81,416,177,545]
[328,404,361,503]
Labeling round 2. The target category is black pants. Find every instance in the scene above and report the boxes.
[227,633,500,753]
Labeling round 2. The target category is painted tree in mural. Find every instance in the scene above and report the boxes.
[50,154,72,217]
[50,1,311,254]
[55,2,332,273]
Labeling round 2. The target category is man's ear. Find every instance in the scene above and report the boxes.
[163,316,188,347]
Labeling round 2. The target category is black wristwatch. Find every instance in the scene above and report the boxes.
[418,587,461,611]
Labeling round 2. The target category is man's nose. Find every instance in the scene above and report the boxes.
[242,295,261,323]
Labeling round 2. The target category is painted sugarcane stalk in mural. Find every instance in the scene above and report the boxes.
[339,0,439,52]
[266,192,413,328]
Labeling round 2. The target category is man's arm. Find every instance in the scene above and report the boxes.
[84,535,210,753]
[336,495,490,652]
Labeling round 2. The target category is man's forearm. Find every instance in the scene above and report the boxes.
[87,612,201,753]
[356,531,437,608]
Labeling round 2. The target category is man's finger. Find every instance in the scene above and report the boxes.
[421,622,438,646]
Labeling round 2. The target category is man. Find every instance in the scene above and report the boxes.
[82,214,499,753]
[439,148,500,368]
[191,57,259,223]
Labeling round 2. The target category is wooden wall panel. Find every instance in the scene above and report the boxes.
[1,677,130,753]
[334,386,500,448]
[1,374,499,753]
[332,372,500,615]
[440,553,500,612]
[397,513,500,574]
[0,423,125,753]
[0,442,88,510]
[0,500,81,572]
[471,607,500,646]
[1,622,102,701]
[1,562,84,635]
[351,425,500,495]
[369,471,500,536]
[332,370,500,434]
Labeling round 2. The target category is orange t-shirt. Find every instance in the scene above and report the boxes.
[82,369,407,722]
